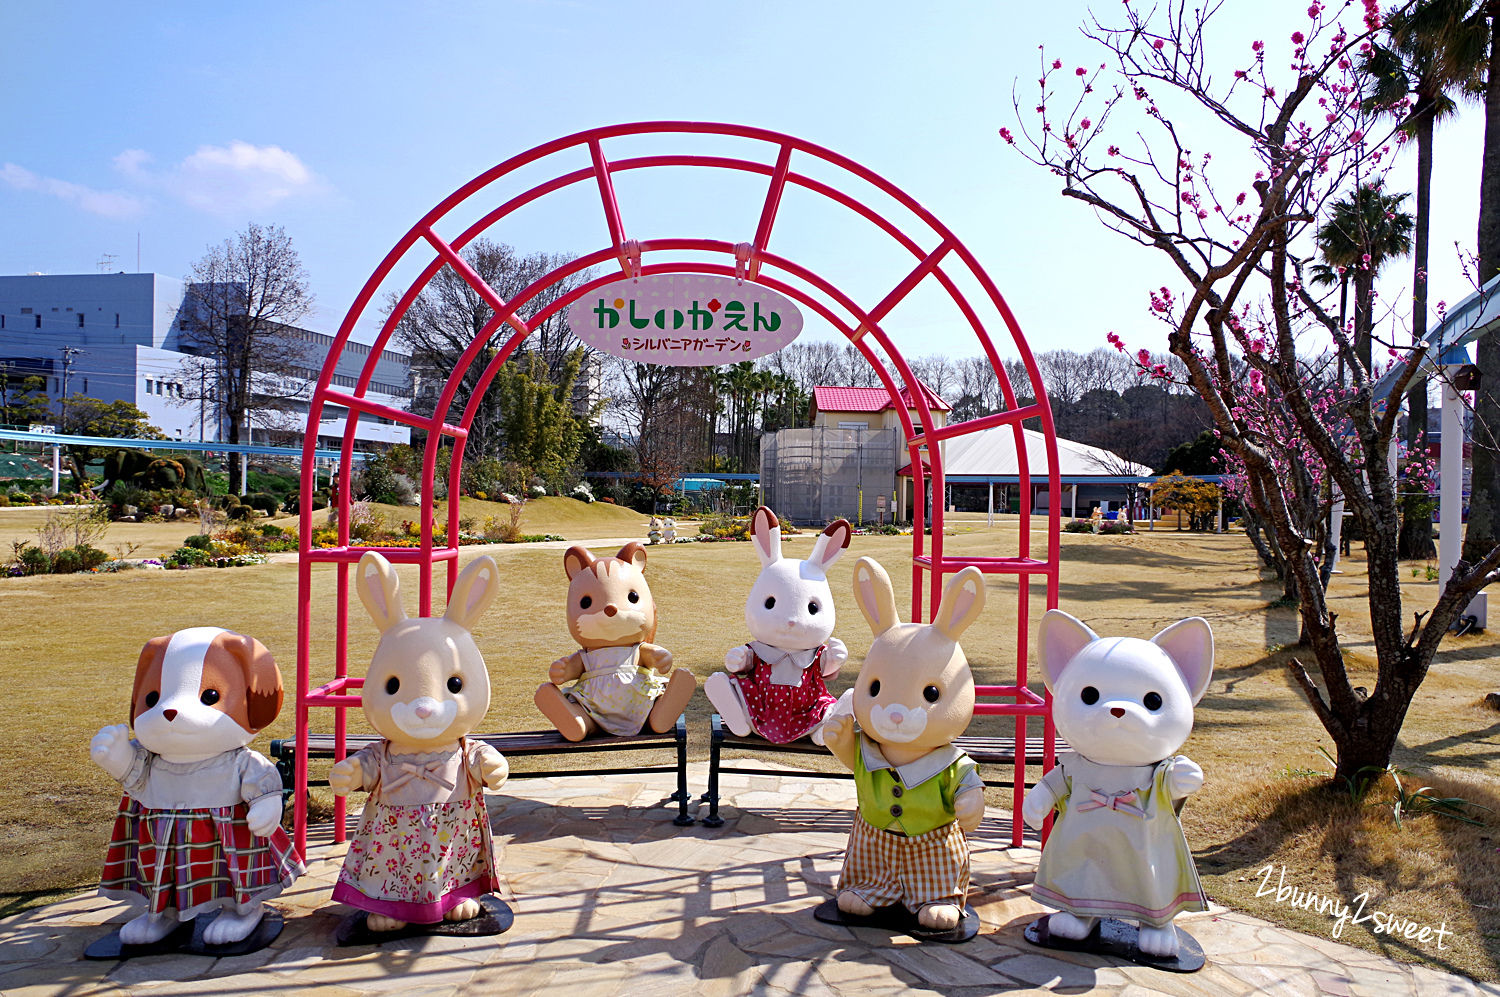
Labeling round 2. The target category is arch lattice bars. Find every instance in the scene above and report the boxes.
[293,122,1062,855]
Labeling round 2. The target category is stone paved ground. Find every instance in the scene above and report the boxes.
[2,762,1495,996]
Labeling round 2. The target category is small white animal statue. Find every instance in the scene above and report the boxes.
[705,506,852,744]
[1022,609,1213,959]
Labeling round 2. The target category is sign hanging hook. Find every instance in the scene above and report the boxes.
[624,239,642,281]
[734,242,752,285]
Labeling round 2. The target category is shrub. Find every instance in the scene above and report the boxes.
[696,513,751,541]
[167,546,213,568]
[1064,519,1097,534]
[228,504,258,521]
[72,544,109,570]
[261,523,285,537]
[245,492,280,516]
[7,490,29,505]
[184,534,214,550]
[52,549,83,574]
[1099,519,1135,536]
[571,481,595,503]
[19,547,52,575]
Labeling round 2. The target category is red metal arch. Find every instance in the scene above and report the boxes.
[293,122,1061,854]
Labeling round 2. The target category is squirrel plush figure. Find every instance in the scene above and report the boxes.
[91,628,303,947]
[822,558,988,932]
[535,542,696,741]
[329,553,509,932]
[1022,609,1213,958]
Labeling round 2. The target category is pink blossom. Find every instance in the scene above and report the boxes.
[1252,40,1264,52]
[1307,2,1321,15]
[999,127,1015,144]
[1081,118,1092,129]
[1076,66,1087,76]
[1052,59,1062,69]
[1153,38,1166,50]
[1137,348,1153,365]
[1108,145,1120,156]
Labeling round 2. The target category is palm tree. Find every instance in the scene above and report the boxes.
[1363,0,1487,452]
[1314,186,1415,373]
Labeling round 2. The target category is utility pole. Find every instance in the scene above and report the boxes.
[58,347,84,426]
[199,367,206,442]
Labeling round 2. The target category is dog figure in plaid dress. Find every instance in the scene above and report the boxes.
[90,628,304,947]
[329,553,510,933]
[822,558,987,933]
[705,506,853,745]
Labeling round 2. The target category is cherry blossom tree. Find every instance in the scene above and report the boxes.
[1004,0,1500,781]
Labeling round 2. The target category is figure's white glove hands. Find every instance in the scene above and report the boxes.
[1021,783,1058,830]
[954,786,985,833]
[822,713,856,752]
[724,645,754,674]
[1166,757,1204,799]
[480,750,509,791]
[328,757,361,797]
[246,794,284,837]
[90,724,135,782]
[820,638,848,677]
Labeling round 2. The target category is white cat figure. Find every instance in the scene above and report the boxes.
[1021,610,1212,958]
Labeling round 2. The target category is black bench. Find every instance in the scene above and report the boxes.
[701,714,1065,827]
[272,714,694,826]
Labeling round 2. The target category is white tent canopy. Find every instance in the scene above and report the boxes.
[936,426,1152,478]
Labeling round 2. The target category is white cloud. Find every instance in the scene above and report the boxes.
[171,141,323,214]
[3,142,324,222]
[0,162,146,219]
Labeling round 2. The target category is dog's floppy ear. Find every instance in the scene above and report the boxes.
[221,631,284,732]
[131,636,171,724]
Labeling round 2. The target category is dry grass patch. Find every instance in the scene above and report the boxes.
[2,521,1498,978]
[1192,770,1500,978]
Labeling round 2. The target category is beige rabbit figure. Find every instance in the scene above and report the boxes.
[328,552,509,933]
[822,557,987,933]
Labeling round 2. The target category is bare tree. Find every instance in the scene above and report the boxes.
[1006,0,1500,780]
[178,223,314,493]
[393,239,591,459]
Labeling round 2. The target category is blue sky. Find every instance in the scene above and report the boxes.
[1,1,1488,363]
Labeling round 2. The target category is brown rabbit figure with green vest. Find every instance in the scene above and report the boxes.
[822,557,987,932]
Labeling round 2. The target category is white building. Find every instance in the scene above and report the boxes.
[0,272,410,449]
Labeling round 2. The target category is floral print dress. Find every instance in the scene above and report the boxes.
[332,738,501,924]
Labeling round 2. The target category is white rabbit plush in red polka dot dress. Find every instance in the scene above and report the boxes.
[705,506,853,744]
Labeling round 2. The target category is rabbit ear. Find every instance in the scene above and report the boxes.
[932,567,986,641]
[807,519,852,576]
[1038,609,1098,692]
[751,506,782,566]
[1151,617,1215,704]
[445,555,500,631]
[356,552,406,634]
[564,545,597,581]
[852,557,899,636]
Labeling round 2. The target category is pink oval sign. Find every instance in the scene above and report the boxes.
[567,274,803,366]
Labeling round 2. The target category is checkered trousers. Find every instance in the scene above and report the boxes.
[837,812,970,911]
[101,795,304,917]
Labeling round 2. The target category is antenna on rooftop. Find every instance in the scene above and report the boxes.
[96,253,117,273]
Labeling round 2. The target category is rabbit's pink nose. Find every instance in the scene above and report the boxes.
[414,703,433,719]
[162,709,178,722]
[604,604,618,617]
[890,713,903,724]
[1110,707,1125,718]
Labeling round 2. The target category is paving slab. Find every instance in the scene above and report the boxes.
[2,761,1494,995]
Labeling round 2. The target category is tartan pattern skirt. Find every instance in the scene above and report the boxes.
[837,812,970,912]
[100,795,304,917]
